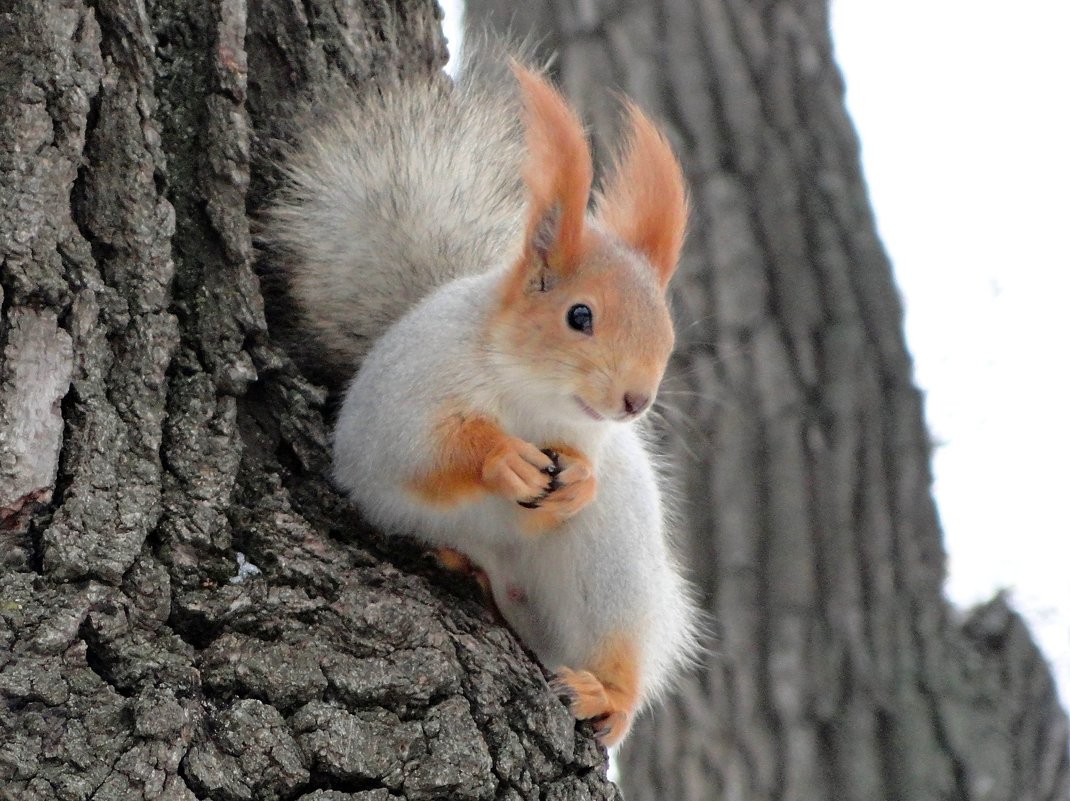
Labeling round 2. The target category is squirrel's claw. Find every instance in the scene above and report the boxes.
[549,674,577,700]
[517,449,562,508]
[516,447,596,531]
[592,712,629,746]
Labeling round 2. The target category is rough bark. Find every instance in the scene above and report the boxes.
[0,2,620,799]
[465,1,1070,800]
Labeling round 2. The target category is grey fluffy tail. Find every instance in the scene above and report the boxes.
[264,48,529,374]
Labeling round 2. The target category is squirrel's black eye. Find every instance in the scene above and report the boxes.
[566,304,593,335]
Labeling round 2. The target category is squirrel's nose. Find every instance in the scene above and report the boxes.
[622,393,650,416]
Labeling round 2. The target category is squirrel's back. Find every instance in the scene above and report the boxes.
[266,56,528,372]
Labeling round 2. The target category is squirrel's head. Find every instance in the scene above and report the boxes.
[487,65,689,425]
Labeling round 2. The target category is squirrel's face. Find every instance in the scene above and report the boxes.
[496,65,689,425]
[489,235,675,424]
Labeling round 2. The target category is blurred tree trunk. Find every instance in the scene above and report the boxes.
[0,2,620,799]
[466,1,1070,800]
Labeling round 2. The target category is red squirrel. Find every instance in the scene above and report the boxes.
[268,54,700,747]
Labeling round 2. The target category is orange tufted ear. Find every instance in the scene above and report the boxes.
[511,63,594,280]
[595,102,689,288]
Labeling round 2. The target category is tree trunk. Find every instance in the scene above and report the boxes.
[466,1,1070,800]
[0,2,620,799]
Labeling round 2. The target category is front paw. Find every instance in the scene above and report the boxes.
[521,447,596,530]
[481,437,556,505]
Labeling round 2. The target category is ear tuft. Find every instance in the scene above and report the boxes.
[512,64,593,275]
[595,102,689,287]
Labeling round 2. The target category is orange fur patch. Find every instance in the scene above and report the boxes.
[409,413,510,506]
[595,102,689,287]
[434,546,474,573]
[555,634,642,747]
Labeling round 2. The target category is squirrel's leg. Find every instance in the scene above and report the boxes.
[433,546,475,574]
[519,444,597,532]
[552,635,641,747]
[409,412,555,507]
[433,547,504,622]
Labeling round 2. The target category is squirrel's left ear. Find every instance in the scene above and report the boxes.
[595,103,689,288]
[512,64,593,284]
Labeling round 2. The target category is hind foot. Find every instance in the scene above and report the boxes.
[552,668,632,746]
[551,637,641,747]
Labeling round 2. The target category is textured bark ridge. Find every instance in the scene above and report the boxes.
[466,2,1070,800]
[0,2,620,799]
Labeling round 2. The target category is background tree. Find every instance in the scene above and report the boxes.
[465,1,1070,799]
[0,1,621,799]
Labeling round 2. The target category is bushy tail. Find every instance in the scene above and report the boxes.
[265,51,529,374]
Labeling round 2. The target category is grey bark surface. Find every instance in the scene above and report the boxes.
[0,1,620,799]
[466,1,1070,800]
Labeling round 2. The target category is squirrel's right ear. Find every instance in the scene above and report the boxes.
[511,64,593,290]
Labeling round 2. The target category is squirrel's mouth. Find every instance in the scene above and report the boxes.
[573,395,605,422]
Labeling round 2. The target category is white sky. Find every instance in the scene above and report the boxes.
[442,1,1070,706]
[831,0,1070,707]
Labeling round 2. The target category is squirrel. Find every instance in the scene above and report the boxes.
[266,51,700,747]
